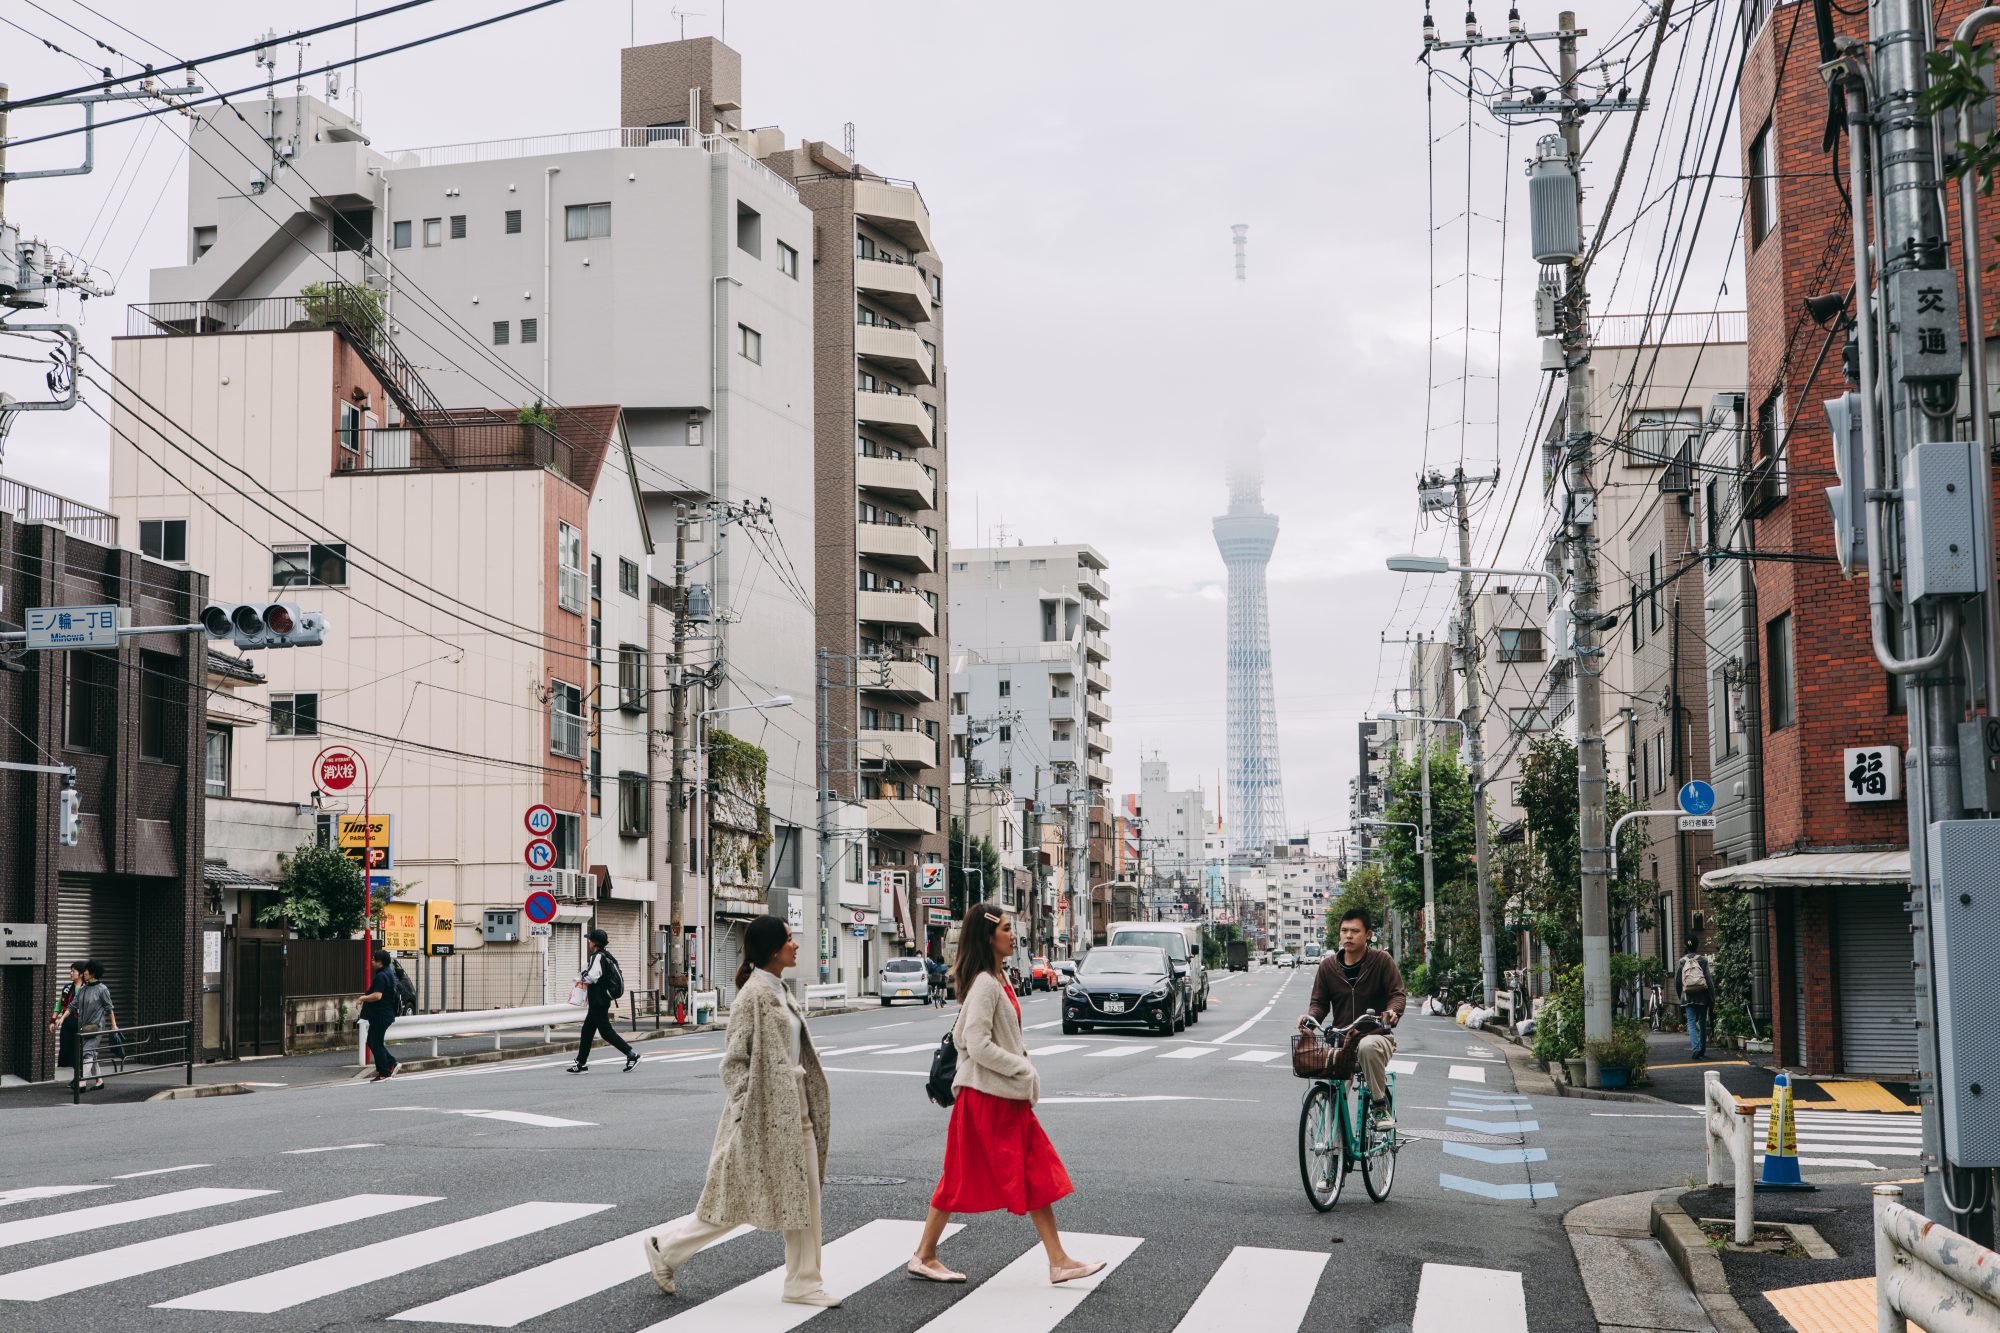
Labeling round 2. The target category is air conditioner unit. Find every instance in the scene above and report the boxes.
[337,454,357,471]
[552,868,593,900]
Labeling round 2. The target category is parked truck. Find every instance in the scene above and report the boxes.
[1225,939,1250,972]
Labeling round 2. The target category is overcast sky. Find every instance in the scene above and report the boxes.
[0,0,1741,843]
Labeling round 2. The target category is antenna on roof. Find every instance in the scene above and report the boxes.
[671,6,705,40]
[843,121,856,159]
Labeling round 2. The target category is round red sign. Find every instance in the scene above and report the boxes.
[317,748,360,792]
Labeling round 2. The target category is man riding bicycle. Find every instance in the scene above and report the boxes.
[1299,907,1406,1129]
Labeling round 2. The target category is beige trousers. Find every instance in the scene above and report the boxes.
[1357,1033,1396,1105]
[658,1067,824,1299]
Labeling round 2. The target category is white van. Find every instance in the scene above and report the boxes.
[1104,921,1208,1020]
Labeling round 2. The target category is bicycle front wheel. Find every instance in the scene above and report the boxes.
[1360,1089,1397,1202]
[1298,1081,1346,1211]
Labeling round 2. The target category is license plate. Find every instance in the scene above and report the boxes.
[1102,1001,1126,1013]
[896,989,912,996]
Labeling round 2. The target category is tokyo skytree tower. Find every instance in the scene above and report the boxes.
[1213,225,1286,856]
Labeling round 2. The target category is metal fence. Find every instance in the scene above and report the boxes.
[0,475,118,544]
[70,1018,193,1104]
[348,421,572,477]
[126,296,325,337]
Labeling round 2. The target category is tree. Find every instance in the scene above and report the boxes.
[1375,740,1483,983]
[1514,734,1652,965]
[1331,865,1389,949]
[948,818,1000,917]
[259,843,367,939]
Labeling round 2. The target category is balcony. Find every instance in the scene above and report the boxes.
[1086,693,1110,724]
[855,177,935,256]
[1083,632,1109,662]
[856,388,935,449]
[1086,664,1112,693]
[867,797,939,836]
[1048,738,1079,764]
[1076,567,1109,601]
[855,256,932,325]
[1087,760,1113,787]
[1084,600,1109,632]
[856,323,935,386]
[861,729,938,768]
[856,520,937,572]
[857,588,936,635]
[1086,726,1110,755]
[1046,693,1078,721]
[867,657,938,701]
[856,453,936,510]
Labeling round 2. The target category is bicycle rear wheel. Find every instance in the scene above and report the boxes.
[1360,1085,1397,1202]
[1298,1081,1346,1211]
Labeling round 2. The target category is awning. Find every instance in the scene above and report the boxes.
[1700,850,1909,891]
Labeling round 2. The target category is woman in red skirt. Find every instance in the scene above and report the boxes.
[907,902,1105,1286]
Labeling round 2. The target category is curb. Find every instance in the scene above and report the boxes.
[147,1082,254,1102]
[1651,1189,1761,1333]
[1467,1026,1560,1097]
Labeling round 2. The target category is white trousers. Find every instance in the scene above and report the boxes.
[658,1068,824,1299]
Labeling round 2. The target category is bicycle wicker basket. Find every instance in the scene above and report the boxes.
[1290,1030,1336,1079]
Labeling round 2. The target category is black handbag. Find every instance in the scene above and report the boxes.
[926,1028,959,1108]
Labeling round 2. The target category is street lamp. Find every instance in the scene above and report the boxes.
[697,694,793,990]
[1384,554,1560,591]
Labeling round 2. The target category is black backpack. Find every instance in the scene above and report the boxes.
[601,952,625,1001]
[391,962,418,1015]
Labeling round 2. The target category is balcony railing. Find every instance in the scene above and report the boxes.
[127,296,331,337]
[0,475,116,545]
[342,420,574,478]
[1588,310,1746,348]
[387,127,799,199]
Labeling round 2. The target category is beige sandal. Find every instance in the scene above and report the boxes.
[906,1257,966,1283]
[1050,1260,1106,1285]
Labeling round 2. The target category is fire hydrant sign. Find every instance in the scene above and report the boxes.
[317,747,361,792]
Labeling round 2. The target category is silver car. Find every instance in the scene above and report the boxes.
[878,955,931,1006]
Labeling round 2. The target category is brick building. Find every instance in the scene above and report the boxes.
[0,495,207,1085]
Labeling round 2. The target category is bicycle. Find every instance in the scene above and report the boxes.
[1294,1011,1400,1211]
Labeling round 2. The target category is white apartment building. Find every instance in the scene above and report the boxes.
[1137,755,1210,916]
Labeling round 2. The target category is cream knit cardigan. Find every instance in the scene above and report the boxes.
[952,971,1040,1106]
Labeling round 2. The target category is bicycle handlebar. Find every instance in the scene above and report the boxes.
[1300,1009,1382,1039]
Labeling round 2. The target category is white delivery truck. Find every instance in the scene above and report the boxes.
[1104,921,1209,1019]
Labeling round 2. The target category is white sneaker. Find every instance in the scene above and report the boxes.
[782,1288,843,1308]
[642,1236,675,1294]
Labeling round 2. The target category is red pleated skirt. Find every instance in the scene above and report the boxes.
[930,1087,1075,1215]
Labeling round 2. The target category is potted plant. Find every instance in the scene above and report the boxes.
[1588,1021,1650,1089]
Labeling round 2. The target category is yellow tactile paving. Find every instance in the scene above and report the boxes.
[1764,1277,1916,1332]
[1816,1081,1919,1113]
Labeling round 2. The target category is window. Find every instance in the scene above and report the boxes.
[520,317,538,344]
[619,771,650,838]
[564,202,611,240]
[139,518,187,562]
[1508,706,1552,732]
[492,320,510,345]
[338,400,363,454]
[550,680,585,758]
[590,746,602,810]
[617,644,646,712]
[64,651,115,750]
[1028,558,1046,569]
[591,552,602,597]
[272,542,348,588]
[423,217,442,247]
[618,557,640,597]
[998,725,1013,743]
[736,202,762,257]
[271,692,320,738]
[777,240,798,278]
[392,220,411,249]
[1748,122,1778,246]
[1704,477,1723,567]
[1753,387,1788,507]
[1766,612,1795,730]
[504,209,522,234]
[1628,406,1701,465]
[1648,551,1662,632]
[856,233,876,260]
[330,207,372,254]
[450,214,467,240]
[1630,581,1643,650]
[205,724,231,797]
[857,304,876,327]
[998,679,1012,698]
[1496,627,1543,662]
[139,651,181,761]
[553,812,581,869]
[557,522,585,613]
[859,706,880,730]
[738,324,761,363]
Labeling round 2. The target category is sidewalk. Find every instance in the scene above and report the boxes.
[1639,1028,1918,1115]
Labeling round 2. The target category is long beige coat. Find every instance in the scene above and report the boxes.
[694,976,831,1232]
[952,971,1040,1105]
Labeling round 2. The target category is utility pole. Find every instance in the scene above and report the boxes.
[666,509,691,1015]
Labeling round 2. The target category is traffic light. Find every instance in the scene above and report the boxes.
[58,786,80,847]
[1823,392,1868,578]
[200,601,326,650]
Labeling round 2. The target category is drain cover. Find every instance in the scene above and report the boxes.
[824,1175,908,1187]
[1397,1128,1524,1146]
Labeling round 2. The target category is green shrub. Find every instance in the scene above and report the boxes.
[299,280,383,327]
[1532,965,1584,1064]
[1590,1017,1650,1078]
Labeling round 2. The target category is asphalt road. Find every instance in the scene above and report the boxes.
[0,965,1713,1331]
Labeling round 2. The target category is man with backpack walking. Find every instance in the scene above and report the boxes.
[1676,939,1716,1060]
[569,928,639,1073]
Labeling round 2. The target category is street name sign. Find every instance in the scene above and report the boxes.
[1679,815,1718,832]
[25,605,121,650]
[0,923,48,966]
[1677,780,1716,816]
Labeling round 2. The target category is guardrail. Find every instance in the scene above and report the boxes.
[803,983,847,1011]
[1874,1184,2000,1331]
[358,1003,582,1063]
[1703,1069,1757,1246]
[71,1019,194,1105]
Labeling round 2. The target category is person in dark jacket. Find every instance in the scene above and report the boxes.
[1675,941,1717,1058]
[358,948,401,1081]
[1298,907,1406,1128]
[47,961,84,1075]
[926,953,949,1008]
[569,928,639,1073]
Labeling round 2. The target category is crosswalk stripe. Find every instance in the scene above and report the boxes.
[1447,1065,1487,1083]
[1412,1263,1527,1332]
[635,1218,960,1332]
[1229,1050,1285,1064]
[0,1194,438,1302]
[1085,1045,1151,1059]
[880,1043,941,1055]
[0,1186,108,1208]
[1386,1059,1418,1076]
[1762,1143,1923,1157]
[393,1214,752,1326]
[1172,1245,1328,1331]
[915,1232,1142,1331]
[1159,1047,1214,1061]
[0,1188,272,1251]
[1439,1175,1558,1202]
[1026,1044,1087,1057]
[814,1044,894,1057]
[156,1201,609,1313]
[1024,1020,1063,1031]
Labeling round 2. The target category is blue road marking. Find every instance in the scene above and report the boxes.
[1442,1141,1549,1166]
[1446,1116,1540,1134]
[1440,1173,1559,1201]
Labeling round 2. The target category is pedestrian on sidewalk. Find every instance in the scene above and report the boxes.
[72,961,117,1092]
[47,960,83,1076]
[1676,940,1715,1059]
[907,902,1104,1288]
[568,928,639,1074]
[358,948,400,1081]
[641,914,840,1309]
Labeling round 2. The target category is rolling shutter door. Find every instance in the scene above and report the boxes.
[58,876,140,1021]
[1837,890,1919,1077]
[1790,908,1807,1068]
[593,903,644,984]
[547,922,582,1002]
[715,921,745,1005]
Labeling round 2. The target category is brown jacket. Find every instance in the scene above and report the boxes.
[1308,948,1408,1028]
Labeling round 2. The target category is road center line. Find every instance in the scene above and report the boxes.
[110,1165,211,1179]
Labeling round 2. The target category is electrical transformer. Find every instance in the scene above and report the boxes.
[1527,136,1581,265]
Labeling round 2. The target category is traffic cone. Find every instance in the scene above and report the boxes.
[1756,1072,1818,1192]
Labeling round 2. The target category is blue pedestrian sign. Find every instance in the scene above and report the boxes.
[1678,780,1716,816]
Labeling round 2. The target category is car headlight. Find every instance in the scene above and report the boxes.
[1144,981,1170,999]
[1064,983,1084,999]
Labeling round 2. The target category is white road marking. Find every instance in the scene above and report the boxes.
[0,1186,108,1207]
[1172,1245,1329,1332]
[1412,1263,1528,1331]
[868,1021,914,1030]
[393,1214,752,1326]
[0,1188,271,1250]
[158,1201,609,1313]
[1452,1088,1529,1101]
[284,1143,384,1155]
[1445,1115,1539,1134]
[1447,1065,1488,1083]
[111,1164,212,1179]
[813,1044,894,1057]
[1036,1095,1259,1105]
[635,1218,960,1332]
[647,1050,727,1064]
[1085,1045,1151,1059]
[820,1067,927,1077]
[1024,1020,1063,1031]
[1590,1112,1702,1119]
[238,1081,287,1087]
[915,1232,1142,1331]
[1387,1059,1418,1076]
[1229,1050,1285,1064]
[1439,1174,1560,1202]
[878,1043,942,1055]
[1206,972,1294,1045]
[1,1195,438,1302]
[1160,1047,1215,1060]
[1026,1044,1087,1057]
[376,1107,598,1129]
[1386,1051,1501,1064]
[1442,1141,1548,1166]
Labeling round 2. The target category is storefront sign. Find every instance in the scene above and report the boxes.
[1844,746,1902,803]
[425,899,456,956]
[0,923,48,966]
[381,901,422,953]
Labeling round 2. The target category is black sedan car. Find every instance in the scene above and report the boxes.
[1061,946,1182,1036]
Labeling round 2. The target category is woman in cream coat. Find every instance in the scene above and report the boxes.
[641,915,840,1309]
[908,902,1104,1286]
